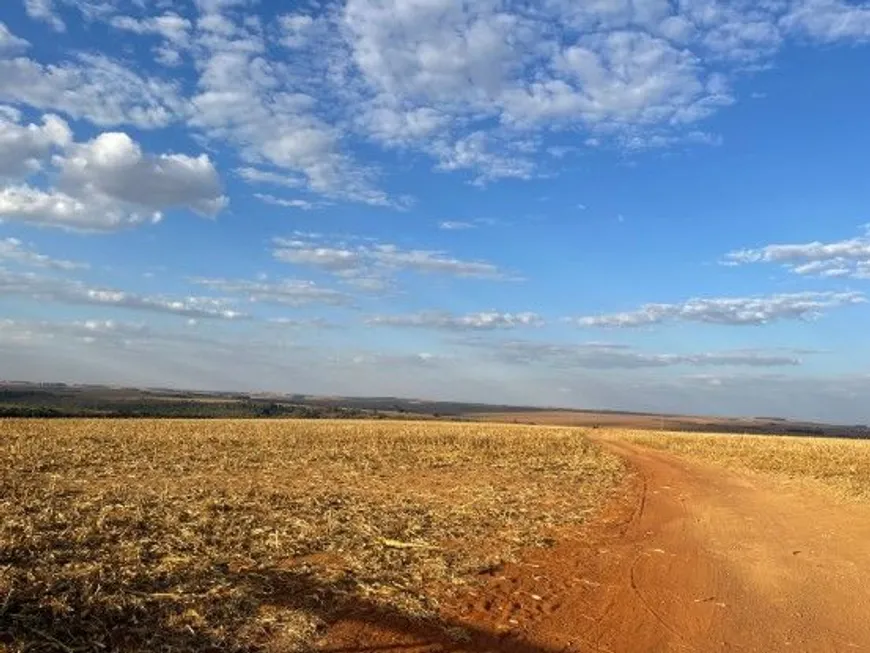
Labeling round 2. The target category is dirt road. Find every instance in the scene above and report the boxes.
[321,440,870,652]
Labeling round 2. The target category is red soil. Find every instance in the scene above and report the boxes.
[319,439,870,652]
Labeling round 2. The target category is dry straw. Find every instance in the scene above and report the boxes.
[0,418,623,652]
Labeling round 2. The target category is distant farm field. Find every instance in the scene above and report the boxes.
[0,419,623,652]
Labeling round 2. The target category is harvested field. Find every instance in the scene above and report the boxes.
[320,432,870,652]
[614,429,870,499]
[0,419,623,652]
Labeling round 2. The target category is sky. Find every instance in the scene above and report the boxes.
[1,0,870,423]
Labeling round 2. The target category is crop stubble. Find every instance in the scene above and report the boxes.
[0,418,623,652]
[614,429,870,499]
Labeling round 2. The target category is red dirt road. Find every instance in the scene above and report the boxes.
[320,440,870,652]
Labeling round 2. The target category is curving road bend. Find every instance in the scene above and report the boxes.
[320,439,870,652]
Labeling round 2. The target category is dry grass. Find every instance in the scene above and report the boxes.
[0,418,623,652]
[613,429,870,500]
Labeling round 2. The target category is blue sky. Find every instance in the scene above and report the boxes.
[1,0,870,422]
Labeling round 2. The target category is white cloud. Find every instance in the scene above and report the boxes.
[367,311,543,331]
[0,319,107,345]
[0,268,246,319]
[0,106,71,177]
[272,233,509,282]
[0,318,156,346]
[0,317,256,360]
[254,193,321,211]
[267,317,336,328]
[0,23,30,55]
[0,185,161,231]
[469,339,804,370]
[58,132,226,215]
[701,15,782,61]
[277,12,318,49]
[726,227,870,279]
[0,53,184,129]
[342,0,526,108]
[110,13,192,45]
[109,12,193,66]
[356,104,448,147]
[525,31,719,124]
[782,0,870,42]
[5,0,870,195]
[3,327,867,422]
[373,243,505,278]
[190,276,351,306]
[272,238,363,272]
[189,10,396,206]
[339,0,739,176]
[433,131,535,184]
[0,128,226,231]
[23,0,66,32]
[570,291,866,327]
[236,166,306,188]
[153,44,184,67]
[194,0,253,14]
[0,237,86,270]
[9,0,870,199]
[439,221,476,230]
[546,0,686,34]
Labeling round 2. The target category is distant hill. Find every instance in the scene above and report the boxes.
[1,381,867,439]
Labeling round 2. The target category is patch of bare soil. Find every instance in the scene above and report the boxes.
[319,439,870,652]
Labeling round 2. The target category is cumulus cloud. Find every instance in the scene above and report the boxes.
[236,167,306,188]
[439,221,476,230]
[356,105,448,147]
[432,132,535,184]
[6,0,870,193]
[570,292,866,327]
[373,243,506,278]
[334,0,870,179]
[272,233,509,284]
[0,185,162,231]
[508,31,727,125]
[110,13,192,45]
[0,318,152,346]
[782,0,870,42]
[337,0,736,176]
[57,132,226,216]
[726,227,870,279]
[0,23,30,55]
[267,317,337,328]
[0,122,226,230]
[190,277,351,307]
[23,0,65,32]
[272,238,363,272]
[0,54,183,129]
[0,268,246,319]
[367,311,543,331]
[109,12,193,66]
[188,9,396,206]
[0,106,71,177]
[0,237,86,270]
[470,339,804,370]
[254,193,321,211]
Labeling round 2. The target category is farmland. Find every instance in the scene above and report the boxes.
[0,419,622,652]
[4,419,870,652]
[615,429,870,500]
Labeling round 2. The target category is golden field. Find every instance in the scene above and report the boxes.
[0,419,623,652]
[613,429,870,500]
